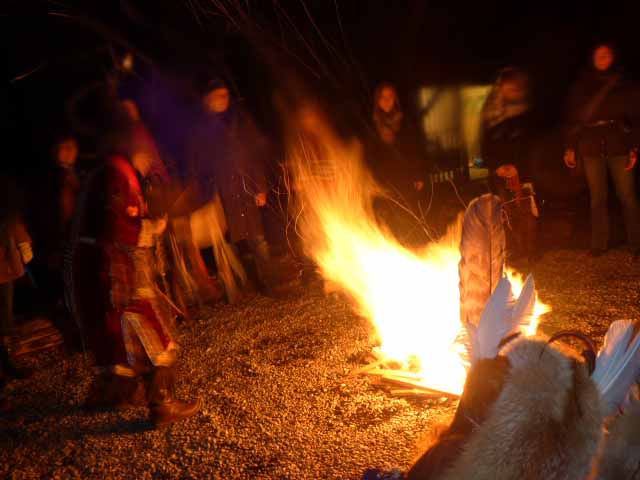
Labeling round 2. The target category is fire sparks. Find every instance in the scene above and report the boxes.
[287,106,549,396]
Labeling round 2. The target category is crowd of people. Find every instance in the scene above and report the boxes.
[0,41,639,424]
[482,42,640,260]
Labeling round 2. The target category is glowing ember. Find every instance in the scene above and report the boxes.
[287,106,550,396]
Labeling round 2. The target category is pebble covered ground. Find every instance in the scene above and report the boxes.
[1,247,638,479]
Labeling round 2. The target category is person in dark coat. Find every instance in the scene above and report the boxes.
[54,137,82,234]
[481,68,535,185]
[34,137,82,271]
[47,137,83,352]
[480,67,538,263]
[369,82,430,245]
[187,79,272,292]
[564,43,640,256]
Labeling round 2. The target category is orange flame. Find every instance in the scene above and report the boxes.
[287,106,549,396]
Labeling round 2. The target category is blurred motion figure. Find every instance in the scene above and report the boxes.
[188,79,273,295]
[370,82,430,245]
[72,147,200,426]
[481,67,538,264]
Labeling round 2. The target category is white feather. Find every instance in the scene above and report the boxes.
[469,274,538,363]
[511,274,536,330]
[471,277,512,362]
[593,320,640,416]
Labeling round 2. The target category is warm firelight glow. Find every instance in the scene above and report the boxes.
[505,269,550,337]
[287,105,550,396]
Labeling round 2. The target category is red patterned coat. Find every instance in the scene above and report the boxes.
[75,156,175,376]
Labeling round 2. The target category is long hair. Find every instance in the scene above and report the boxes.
[482,67,530,130]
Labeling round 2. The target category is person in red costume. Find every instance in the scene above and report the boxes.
[73,150,199,426]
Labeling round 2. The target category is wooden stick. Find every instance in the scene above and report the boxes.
[378,375,457,398]
[390,389,443,398]
[349,359,389,376]
[366,369,424,380]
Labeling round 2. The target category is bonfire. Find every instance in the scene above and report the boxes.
[285,104,549,397]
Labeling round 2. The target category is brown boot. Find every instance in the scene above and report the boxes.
[150,396,201,426]
[147,366,200,427]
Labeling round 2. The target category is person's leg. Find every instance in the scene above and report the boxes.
[521,184,538,264]
[582,156,609,251]
[0,282,14,342]
[83,331,149,411]
[491,173,524,258]
[83,369,147,410]
[507,200,537,264]
[248,235,274,292]
[0,282,11,407]
[523,207,538,264]
[0,282,30,380]
[608,155,640,249]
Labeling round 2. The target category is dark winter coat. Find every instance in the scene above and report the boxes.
[368,119,429,194]
[188,106,268,243]
[481,112,536,182]
[565,69,640,158]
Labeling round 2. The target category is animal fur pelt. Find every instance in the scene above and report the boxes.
[591,396,640,479]
[458,194,505,331]
[407,338,603,480]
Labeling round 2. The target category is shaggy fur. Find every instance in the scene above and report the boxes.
[591,400,640,479]
[407,357,511,479]
[409,338,604,480]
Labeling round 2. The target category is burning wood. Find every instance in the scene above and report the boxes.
[351,348,457,398]
[346,194,548,398]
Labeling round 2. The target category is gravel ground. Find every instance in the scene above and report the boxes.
[1,247,638,479]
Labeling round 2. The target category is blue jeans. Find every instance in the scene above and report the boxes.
[583,155,640,250]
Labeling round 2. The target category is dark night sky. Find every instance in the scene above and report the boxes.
[2,0,640,176]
